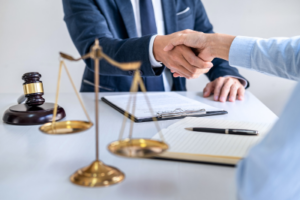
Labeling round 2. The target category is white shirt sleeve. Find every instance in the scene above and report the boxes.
[229,36,300,81]
[149,35,163,67]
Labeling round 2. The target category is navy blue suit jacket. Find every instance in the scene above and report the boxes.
[62,0,248,92]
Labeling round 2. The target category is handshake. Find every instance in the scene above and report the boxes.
[153,30,243,102]
[153,29,235,79]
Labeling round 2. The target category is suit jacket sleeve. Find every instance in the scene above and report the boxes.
[193,0,249,87]
[62,0,163,77]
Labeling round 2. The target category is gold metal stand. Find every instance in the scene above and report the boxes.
[40,39,168,187]
[45,39,128,187]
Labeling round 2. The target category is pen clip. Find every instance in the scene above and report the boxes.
[157,108,206,119]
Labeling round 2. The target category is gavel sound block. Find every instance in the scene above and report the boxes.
[3,72,66,125]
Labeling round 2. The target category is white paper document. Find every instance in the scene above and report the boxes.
[152,117,274,161]
[103,92,221,119]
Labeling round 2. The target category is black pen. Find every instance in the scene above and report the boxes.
[185,127,258,136]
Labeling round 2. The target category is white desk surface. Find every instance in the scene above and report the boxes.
[0,92,277,200]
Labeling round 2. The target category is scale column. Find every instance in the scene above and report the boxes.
[94,58,100,161]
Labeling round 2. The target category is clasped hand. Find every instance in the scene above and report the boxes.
[153,33,213,79]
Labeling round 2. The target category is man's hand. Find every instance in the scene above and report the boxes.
[164,29,236,61]
[153,34,213,79]
[164,30,214,61]
[203,77,245,102]
[161,30,217,78]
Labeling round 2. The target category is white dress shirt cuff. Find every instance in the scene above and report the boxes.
[223,75,248,88]
[149,35,163,68]
[229,36,258,70]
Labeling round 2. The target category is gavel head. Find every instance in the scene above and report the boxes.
[22,72,45,106]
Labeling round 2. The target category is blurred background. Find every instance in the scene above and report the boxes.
[0,0,299,115]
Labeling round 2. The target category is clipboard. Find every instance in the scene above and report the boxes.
[101,97,228,122]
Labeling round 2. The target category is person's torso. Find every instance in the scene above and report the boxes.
[81,0,196,92]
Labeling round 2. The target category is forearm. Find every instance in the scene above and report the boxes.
[84,36,163,76]
[229,36,300,81]
[67,24,162,76]
[209,34,300,81]
[205,58,247,82]
[207,33,236,61]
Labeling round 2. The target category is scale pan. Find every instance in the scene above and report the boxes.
[39,120,93,134]
[108,138,168,158]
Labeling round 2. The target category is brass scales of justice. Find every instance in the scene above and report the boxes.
[39,39,169,187]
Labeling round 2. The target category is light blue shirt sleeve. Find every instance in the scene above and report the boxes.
[229,36,300,81]
[228,36,300,199]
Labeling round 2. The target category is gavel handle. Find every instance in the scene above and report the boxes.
[17,94,27,104]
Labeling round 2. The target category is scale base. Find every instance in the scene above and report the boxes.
[70,160,125,187]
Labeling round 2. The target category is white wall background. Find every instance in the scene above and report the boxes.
[0,0,299,115]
